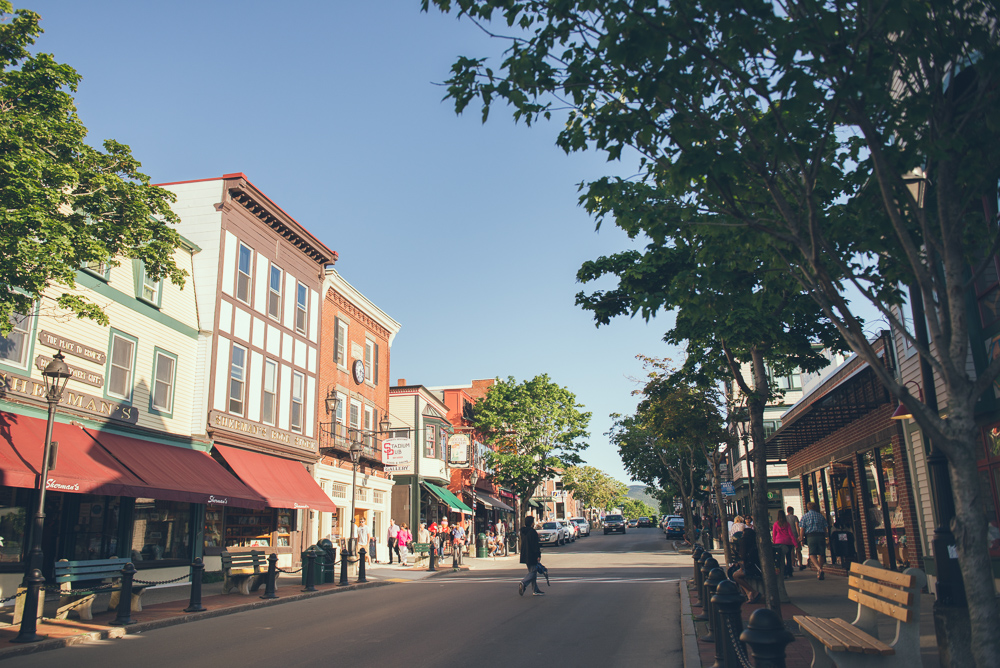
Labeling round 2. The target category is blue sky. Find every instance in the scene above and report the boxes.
[24,1,676,484]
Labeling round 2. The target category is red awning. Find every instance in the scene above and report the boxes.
[0,412,151,497]
[83,429,267,509]
[213,444,336,512]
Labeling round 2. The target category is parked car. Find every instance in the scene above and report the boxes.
[561,520,578,541]
[539,521,563,546]
[638,516,652,528]
[662,515,682,531]
[665,518,686,540]
[570,518,591,536]
[604,514,626,534]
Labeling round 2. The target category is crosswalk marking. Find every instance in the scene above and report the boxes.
[416,576,680,584]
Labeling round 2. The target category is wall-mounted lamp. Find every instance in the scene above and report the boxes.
[890,380,925,420]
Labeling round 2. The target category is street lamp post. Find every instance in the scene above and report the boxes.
[348,436,363,557]
[13,351,71,644]
[470,468,479,551]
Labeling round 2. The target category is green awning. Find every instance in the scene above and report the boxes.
[528,499,543,509]
[423,482,473,513]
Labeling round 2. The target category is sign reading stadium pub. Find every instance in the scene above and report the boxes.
[209,410,317,452]
[0,370,138,424]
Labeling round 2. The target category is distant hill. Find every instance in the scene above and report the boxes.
[626,485,659,510]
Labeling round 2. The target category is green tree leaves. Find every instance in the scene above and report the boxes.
[0,2,184,333]
[561,465,627,511]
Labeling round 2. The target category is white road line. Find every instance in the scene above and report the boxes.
[418,577,681,584]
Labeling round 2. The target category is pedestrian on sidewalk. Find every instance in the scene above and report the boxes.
[731,524,763,604]
[786,505,802,569]
[771,510,797,578]
[452,522,466,562]
[418,522,430,544]
[356,518,371,563]
[397,523,412,566]
[518,516,544,596]
[799,501,829,580]
[387,519,400,564]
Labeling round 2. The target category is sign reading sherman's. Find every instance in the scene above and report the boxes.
[209,410,317,452]
[0,370,138,424]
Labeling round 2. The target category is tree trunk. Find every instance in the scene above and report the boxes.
[749,347,781,615]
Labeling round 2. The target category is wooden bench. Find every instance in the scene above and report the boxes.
[53,558,146,621]
[221,550,266,595]
[793,559,926,668]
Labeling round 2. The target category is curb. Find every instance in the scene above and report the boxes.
[679,579,702,668]
[0,579,394,661]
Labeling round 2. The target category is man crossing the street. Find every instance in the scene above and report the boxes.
[518,516,544,597]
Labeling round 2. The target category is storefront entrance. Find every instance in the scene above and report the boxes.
[859,446,908,569]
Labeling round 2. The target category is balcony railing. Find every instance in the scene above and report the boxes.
[318,422,381,462]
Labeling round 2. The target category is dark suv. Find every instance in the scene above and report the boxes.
[604,514,626,534]
[637,516,652,528]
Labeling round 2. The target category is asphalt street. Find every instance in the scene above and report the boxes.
[3,527,688,668]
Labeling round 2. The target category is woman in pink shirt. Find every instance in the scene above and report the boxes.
[396,524,412,566]
[771,512,798,578]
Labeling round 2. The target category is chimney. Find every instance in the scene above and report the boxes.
[397,379,407,386]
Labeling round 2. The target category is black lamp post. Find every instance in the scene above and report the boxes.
[348,436,363,557]
[470,468,479,538]
[13,351,71,644]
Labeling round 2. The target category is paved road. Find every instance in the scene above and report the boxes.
[5,528,688,668]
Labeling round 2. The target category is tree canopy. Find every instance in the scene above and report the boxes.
[561,465,627,512]
[472,374,590,518]
[0,2,184,332]
[427,1,1000,657]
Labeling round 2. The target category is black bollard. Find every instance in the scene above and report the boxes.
[184,558,207,612]
[695,556,719,621]
[10,568,45,643]
[429,543,437,572]
[260,553,279,599]
[338,546,350,585]
[357,548,368,583]
[110,562,137,626]
[712,579,745,668]
[692,546,705,596]
[695,549,710,603]
[740,607,795,668]
[699,567,725,644]
[303,546,317,592]
[452,543,459,569]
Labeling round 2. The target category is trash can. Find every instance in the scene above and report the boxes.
[318,539,337,584]
[477,532,488,558]
[301,546,326,586]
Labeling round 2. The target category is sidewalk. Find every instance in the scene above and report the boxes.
[680,558,939,668]
[0,560,459,661]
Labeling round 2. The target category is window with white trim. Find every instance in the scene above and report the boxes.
[334,318,348,366]
[373,491,384,505]
[268,265,282,319]
[336,391,346,425]
[425,425,435,458]
[291,371,304,432]
[364,405,374,447]
[236,243,252,304]
[229,344,247,415]
[350,400,361,430]
[332,482,347,499]
[262,359,277,425]
[0,311,31,368]
[296,282,308,335]
[141,270,159,304]
[151,351,175,412]
[108,333,135,400]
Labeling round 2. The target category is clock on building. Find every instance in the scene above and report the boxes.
[352,359,366,384]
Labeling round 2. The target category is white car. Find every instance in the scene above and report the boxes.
[561,520,578,541]
[538,522,563,546]
[570,518,591,536]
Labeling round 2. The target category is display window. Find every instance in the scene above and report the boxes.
[860,446,907,569]
[0,488,30,563]
[69,494,122,561]
[131,498,192,562]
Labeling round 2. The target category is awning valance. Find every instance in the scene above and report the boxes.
[85,429,266,509]
[214,444,336,511]
[475,490,513,512]
[423,482,472,513]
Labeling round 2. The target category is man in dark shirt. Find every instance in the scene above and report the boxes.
[518,516,545,596]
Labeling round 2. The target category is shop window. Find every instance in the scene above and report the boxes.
[290,371,304,432]
[0,488,30,563]
[69,495,122,561]
[425,425,435,458]
[131,499,192,562]
[107,331,136,401]
[150,349,176,414]
[229,344,247,415]
[262,359,277,425]
[268,265,282,319]
[295,282,308,335]
[236,243,252,304]
[0,311,31,368]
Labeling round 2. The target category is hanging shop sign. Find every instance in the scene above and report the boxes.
[382,437,413,471]
[35,355,104,388]
[209,410,317,452]
[0,369,138,424]
[37,330,106,365]
[720,482,735,497]
[447,434,471,467]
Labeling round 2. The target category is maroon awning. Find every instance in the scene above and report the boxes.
[214,444,336,512]
[83,429,266,509]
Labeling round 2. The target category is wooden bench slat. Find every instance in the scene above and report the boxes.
[805,616,871,653]
[849,561,915,588]
[794,615,847,652]
[848,588,913,623]
[849,575,914,607]
[828,618,895,655]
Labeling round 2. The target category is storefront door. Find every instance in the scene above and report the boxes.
[859,447,902,570]
[829,462,864,566]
